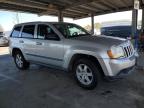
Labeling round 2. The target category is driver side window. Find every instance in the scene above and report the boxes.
[37,24,60,40]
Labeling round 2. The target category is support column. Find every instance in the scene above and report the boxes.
[132,9,138,37]
[91,14,94,35]
[141,8,144,32]
[131,0,138,49]
[58,10,63,22]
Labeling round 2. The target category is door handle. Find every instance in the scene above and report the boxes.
[19,40,24,43]
[36,42,42,45]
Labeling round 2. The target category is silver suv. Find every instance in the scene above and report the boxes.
[9,22,136,89]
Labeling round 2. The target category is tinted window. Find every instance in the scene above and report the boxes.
[11,26,21,38]
[37,24,59,40]
[21,25,35,38]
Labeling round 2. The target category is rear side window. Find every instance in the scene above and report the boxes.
[11,26,22,38]
[21,25,35,38]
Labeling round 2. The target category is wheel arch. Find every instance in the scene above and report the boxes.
[68,53,105,77]
[12,47,22,57]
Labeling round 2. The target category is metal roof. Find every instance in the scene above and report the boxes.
[0,0,143,19]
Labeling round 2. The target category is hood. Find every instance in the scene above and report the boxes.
[72,35,126,48]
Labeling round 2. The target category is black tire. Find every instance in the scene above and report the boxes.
[73,59,101,90]
[14,51,30,70]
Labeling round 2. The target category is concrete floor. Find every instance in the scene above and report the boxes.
[0,47,144,108]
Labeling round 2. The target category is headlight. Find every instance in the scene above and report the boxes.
[107,46,124,59]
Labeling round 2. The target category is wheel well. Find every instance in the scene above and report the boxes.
[69,54,105,77]
[12,48,22,57]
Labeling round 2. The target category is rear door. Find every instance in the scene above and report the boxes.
[20,24,36,61]
[10,26,22,51]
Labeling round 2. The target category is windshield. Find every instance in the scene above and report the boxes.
[53,23,90,38]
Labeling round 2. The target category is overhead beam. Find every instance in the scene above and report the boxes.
[0,0,136,19]
[64,0,119,11]
[74,6,132,19]
[91,2,110,10]
[65,0,119,11]
[0,0,60,11]
[64,0,96,9]
[0,0,47,10]
[55,0,72,5]
[0,4,42,14]
[70,7,96,14]
[79,5,100,12]
[63,11,86,17]
[25,0,48,5]
[39,7,87,16]
[88,3,106,11]
[39,5,88,16]
[65,8,88,14]
[1,0,63,16]
[120,0,129,7]
[98,0,119,10]
[26,0,67,7]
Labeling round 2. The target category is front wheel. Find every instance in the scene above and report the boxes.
[14,51,30,70]
[73,59,100,90]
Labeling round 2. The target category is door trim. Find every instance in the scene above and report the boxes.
[25,53,63,61]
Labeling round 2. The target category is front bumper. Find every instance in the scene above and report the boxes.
[102,55,136,77]
[105,66,135,80]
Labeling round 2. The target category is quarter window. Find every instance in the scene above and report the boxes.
[21,25,35,38]
[11,26,22,38]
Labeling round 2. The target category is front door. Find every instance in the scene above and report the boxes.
[34,24,64,67]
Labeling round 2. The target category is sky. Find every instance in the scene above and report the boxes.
[0,10,142,31]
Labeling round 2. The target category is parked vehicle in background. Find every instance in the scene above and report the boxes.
[101,26,140,39]
[9,22,136,89]
[0,32,9,46]
[101,25,143,49]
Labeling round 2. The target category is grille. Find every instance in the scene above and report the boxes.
[123,45,134,57]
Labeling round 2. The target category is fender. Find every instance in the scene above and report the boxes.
[62,46,110,76]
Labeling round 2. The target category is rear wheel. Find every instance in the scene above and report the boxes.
[14,51,30,70]
[73,59,100,90]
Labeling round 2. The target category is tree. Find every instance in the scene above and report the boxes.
[84,25,91,31]
[94,23,101,30]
